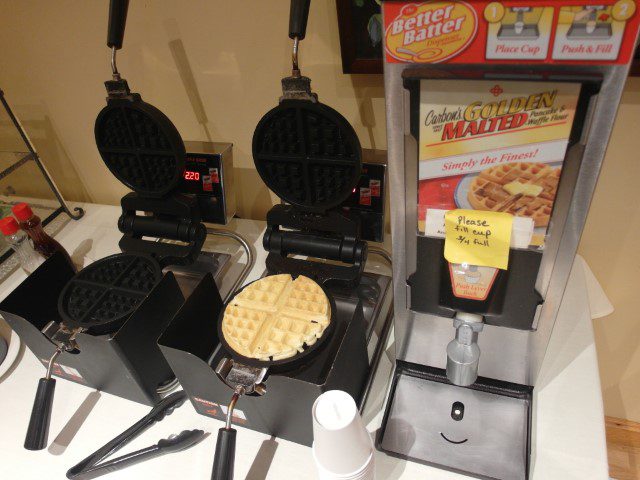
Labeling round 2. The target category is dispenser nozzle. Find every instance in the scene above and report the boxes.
[446,312,484,386]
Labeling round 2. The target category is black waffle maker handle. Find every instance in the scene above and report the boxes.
[211,427,236,480]
[24,377,56,450]
[107,0,129,49]
[289,0,311,40]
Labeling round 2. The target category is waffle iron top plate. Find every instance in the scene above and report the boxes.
[252,99,362,212]
[95,98,186,197]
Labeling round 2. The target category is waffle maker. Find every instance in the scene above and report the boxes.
[211,275,338,480]
[254,0,366,286]
[22,0,205,451]
[208,2,377,477]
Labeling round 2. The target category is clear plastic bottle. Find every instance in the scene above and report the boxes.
[12,203,72,264]
[0,216,44,273]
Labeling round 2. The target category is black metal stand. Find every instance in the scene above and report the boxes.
[0,252,184,406]
[159,273,369,447]
[0,90,84,221]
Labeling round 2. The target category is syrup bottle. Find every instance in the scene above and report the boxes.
[0,217,44,273]
[11,203,73,268]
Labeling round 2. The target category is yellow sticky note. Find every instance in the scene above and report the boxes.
[444,209,513,270]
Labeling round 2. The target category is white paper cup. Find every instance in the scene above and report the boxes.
[313,448,375,479]
[312,390,373,475]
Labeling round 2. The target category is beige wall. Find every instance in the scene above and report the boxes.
[0,1,639,421]
[578,76,640,423]
[0,0,385,219]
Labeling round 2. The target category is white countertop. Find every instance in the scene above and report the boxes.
[0,204,609,479]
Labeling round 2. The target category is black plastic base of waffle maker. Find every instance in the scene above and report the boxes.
[158,272,369,447]
[0,252,185,405]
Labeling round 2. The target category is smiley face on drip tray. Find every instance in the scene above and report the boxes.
[380,374,529,479]
[439,401,468,444]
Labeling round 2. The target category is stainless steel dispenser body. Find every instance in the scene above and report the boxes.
[386,62,630,386]
[378,2,639,478]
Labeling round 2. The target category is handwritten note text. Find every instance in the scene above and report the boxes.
[444,209,513,270]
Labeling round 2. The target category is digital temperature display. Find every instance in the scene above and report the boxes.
[178,143,233,225]
[181,157,220,196]
[184,170,200,181]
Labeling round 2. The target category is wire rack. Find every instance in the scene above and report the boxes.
[0,89,84,279]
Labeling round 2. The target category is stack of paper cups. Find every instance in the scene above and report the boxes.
[312,390,375,480]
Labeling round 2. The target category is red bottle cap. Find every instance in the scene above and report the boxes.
[12,203,34,222]
[0,217,19,235]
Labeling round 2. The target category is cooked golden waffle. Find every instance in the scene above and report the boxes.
[467,162,560,227]
[221,274,331,361]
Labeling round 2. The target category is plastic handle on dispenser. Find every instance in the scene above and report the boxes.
[24,378,56,450]
[289,0,311,40]
[107,0,129,49]
[211,428,237,480]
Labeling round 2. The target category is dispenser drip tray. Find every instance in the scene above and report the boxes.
[378,362,531,480]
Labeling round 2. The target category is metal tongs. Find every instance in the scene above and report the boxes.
[67,391,205,480]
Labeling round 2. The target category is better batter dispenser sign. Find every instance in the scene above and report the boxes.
[383,0,640,65]
[385,2,478,62]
